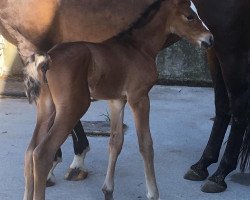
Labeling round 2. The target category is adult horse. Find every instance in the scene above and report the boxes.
[183,0,250,193]
[23,0,213,199]
[0,0,157,185]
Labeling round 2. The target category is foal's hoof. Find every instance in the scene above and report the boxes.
[184,167,208,181]
[64,168,88,181]
[46,173,56,187]
[102,187,114,200]
[201,179,227,193]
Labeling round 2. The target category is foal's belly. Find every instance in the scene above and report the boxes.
[89,87,127,101]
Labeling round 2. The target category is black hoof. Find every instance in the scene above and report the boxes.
[184,168,208,181]
[46,178,56,187]
[46,173,56,187]
[201,179,227,193]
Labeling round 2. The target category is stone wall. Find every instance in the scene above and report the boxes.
[0,37,212,85]
[157,39,211,86]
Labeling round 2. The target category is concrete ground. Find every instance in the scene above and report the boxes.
[0,85,250,200]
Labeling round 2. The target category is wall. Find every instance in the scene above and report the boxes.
[157,39,211,86]
[0,37,23,77]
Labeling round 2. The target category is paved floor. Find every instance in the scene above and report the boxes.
[0,86,250,200]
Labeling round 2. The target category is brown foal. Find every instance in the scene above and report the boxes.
[23,0,213,199]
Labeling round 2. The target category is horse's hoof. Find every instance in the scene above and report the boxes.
[201,179,227,193]
[184,168,208,181]
[46,173,56,187]
[64,168,88,181]
[102,187,114,200]
[46,178,56,187]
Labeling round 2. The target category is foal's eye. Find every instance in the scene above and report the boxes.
[186,15,195,21]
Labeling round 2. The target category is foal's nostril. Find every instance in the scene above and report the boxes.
[209,35,214,46]
[201,35,214,49]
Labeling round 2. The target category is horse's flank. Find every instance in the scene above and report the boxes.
[0,0,155,56]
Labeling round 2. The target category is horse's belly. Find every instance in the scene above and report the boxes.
[89,86,127,101]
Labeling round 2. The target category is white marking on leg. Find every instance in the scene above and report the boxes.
[145,178,160,200]
[190,1,209,30]
[70,147,90,171]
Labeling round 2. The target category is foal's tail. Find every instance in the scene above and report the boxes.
[24,53,51,103]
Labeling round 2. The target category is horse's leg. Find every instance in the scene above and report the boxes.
[32,91,91,199]
[201,50,249,193]
[23,127,40,200]
[184,48,231,181]
[46,148,62,187]
[64,120,90,181]
[129,95,159,200]
[23,86,55,200]
[102,100,126,200]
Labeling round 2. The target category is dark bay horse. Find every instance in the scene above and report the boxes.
[23,0,213,199]
[0,0,157,185]
[183,0,250,193]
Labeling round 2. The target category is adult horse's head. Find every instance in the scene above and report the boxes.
[166,0,214,49]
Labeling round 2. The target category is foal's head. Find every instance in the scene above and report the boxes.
[166,0,213,48]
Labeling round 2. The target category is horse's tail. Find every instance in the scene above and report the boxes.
[24,53,51,104]
[240,124,250,172]
[237,53,250,171]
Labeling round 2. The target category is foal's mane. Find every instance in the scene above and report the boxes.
[116,0,166,39]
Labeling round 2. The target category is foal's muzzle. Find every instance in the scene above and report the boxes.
[200,35,214,49]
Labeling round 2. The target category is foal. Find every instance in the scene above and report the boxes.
[23,0,213,199]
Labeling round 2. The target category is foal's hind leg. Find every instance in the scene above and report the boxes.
[23,86,55,200]
[202,50,249,193]
[129,95,159,200]
[65,121,90,181]
[184,48,231,181]
[102,100,126,200]
[33,96,91,199]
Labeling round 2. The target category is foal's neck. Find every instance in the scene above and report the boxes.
[129,1,170,58]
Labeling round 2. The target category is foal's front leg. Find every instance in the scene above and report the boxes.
[102,100,126,200]
[129,95,159,200]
